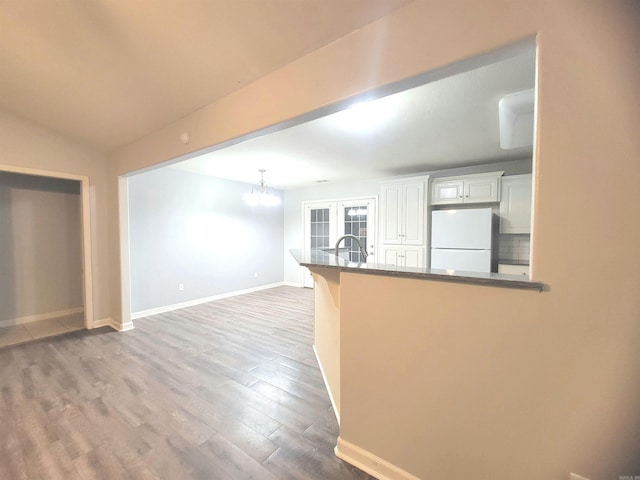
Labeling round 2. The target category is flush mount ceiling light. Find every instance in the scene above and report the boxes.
[244,169,280,207]
[330,93,402,133]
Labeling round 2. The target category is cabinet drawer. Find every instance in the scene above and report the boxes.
[498,264,530,276]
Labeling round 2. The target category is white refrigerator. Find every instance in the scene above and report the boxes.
[430,208,493,273]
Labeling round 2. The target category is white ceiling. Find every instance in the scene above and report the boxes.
[0,0,412,151]
[1,1,535,188]
[171,47,536,190]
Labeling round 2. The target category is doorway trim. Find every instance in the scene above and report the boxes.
[0,164,94,329]
[118,175,134,331]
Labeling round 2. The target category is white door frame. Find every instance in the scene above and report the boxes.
[118,175,134,331]
[0,164,94,329]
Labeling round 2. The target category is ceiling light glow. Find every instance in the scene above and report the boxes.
[330,98,395,133]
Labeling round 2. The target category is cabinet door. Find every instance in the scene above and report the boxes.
[402,246,424,268]
[431,180,464,205]
[380,183,403,244]
[380,246,424,267]
[499,174,532,234]
[381,245,402,266]
[464,176,500,203]
[401,181,425,245]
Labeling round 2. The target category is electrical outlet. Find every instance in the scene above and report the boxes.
[254,272,258,278]
[178,283,184,291]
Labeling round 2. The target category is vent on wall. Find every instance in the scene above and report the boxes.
[498,88,534,149]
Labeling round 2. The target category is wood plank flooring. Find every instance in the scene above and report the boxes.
[0,286,373,480]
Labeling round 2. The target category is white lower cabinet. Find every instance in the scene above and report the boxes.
[381,245,424,268]
[498,264,530,276]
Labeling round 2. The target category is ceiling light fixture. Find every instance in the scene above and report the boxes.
[330,97,394,132]
[244,169,280,207]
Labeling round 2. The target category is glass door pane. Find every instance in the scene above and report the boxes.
[303,202,337,288]
[342,205,368,262]
[310,207,331,251]
[338,198,376,263]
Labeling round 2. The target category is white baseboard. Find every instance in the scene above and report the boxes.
[335,437,420,480]
[282,280,303,288]
[119,320,135,332]
[0,307,84,328]
[93,317,134,332]
[131,282,290,319]
[313,345,340,425]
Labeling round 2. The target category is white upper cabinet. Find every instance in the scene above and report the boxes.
[499,174,533,234]
[431,171,503,205]
[464,175,501,203]
[380,177,427,246]
[380,182,403,243]
[430,180,464,205]
[401,182,425,244]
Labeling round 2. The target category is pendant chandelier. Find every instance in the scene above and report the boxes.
[244,169,280,207]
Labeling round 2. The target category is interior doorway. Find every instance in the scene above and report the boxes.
[0,165,93,346]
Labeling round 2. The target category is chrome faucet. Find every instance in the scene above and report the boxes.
[334,234,368,261]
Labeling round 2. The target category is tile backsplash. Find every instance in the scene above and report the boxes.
[498,234,531,263]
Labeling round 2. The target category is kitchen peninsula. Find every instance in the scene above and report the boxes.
[291,248,543,291]
[290,248,544,479]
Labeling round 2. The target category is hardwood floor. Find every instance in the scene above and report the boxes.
[0,286,373,480]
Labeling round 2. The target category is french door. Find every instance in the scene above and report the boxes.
[302,197,376,288]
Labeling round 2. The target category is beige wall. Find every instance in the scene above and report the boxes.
[105,0,639,477]
[339,271,639,479]
[312,267,342,419]
[0,108,111,323]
